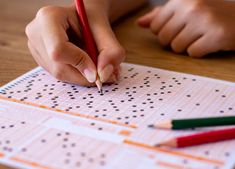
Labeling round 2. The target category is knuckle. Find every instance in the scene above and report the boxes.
[49,43,64,62]
[36,6,63,21]
[36,6,56,18]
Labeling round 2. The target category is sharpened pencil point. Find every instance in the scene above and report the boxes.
[95,78,103,94]
[150,120,172,129]
[155,139,177,148]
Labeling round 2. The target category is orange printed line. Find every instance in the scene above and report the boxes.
[11,157,56,169]
[157,161,191,169]
[119,130,132,136]
[123,140,224,166]
[0,96,137,129]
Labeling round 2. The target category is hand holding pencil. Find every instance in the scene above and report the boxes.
[25,1,125,87]
[75,0,103,92]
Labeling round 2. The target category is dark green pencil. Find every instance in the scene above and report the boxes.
[148,116,235,130]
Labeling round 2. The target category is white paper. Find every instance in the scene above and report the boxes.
[0,63,234,169]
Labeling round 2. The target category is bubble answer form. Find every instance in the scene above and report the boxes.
[0,63,235,169]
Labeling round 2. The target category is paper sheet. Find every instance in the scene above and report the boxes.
[0,63,235,169]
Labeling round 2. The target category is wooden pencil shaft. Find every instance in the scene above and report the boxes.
[75,0,102,92]
[177,127,235,147]
[172,116,235,129]
[75,0,98,65]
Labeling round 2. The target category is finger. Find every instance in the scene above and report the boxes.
[37,8,97,83]
[158,13,186,46]
[137,7,160,28]
[49,42,98,83]
[171,24,203,53]
[149,3,175,35]
[54,64,92,86]
[29,40,91,86]
[87,14,125,83]
[187,33,221,57]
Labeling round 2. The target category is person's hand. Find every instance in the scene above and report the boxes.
[25,3,125,86]
[137,0,235,57]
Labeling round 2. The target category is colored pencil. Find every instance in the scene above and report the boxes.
[75,0,102,92]
[148,116,235,130]
[155,127,235,148]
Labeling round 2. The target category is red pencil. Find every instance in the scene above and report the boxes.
[75,0,102,92]
[156,127,235,148]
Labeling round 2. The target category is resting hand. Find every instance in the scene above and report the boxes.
[138,0,235,57]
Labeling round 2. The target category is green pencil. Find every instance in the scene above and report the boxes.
[148,116,235,130]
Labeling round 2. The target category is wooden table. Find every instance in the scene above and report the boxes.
[0,1,235,169]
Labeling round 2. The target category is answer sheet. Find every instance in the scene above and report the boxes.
[0,63,235,169]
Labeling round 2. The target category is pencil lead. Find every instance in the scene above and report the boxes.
[148,124,155,128]
[95,78,103,94]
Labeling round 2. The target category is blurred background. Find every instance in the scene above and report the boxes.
[0,0,70,86]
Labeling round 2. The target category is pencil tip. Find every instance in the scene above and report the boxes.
[149,120,172,129]
[154,139,177,148]
[95,78,103,94]
[148,124,155,128]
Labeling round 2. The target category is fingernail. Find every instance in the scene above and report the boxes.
[99,64,114,83]
[83,69,96,83]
